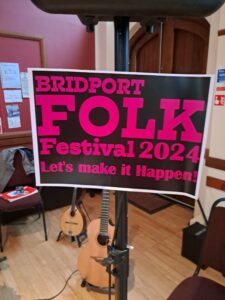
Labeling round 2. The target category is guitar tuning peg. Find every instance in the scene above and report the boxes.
[127,244,134,250]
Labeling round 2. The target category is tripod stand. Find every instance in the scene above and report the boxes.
[57,189,91,247]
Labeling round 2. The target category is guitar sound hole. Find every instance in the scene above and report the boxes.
[70,211,75,217]
[97,234,109,246]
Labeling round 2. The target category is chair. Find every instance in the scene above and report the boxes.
[167,198,225,300]
[0,150,48,252]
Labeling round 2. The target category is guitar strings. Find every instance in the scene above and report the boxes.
[35,269,78,300]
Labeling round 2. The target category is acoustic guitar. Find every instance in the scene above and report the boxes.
[60,188,86,237]
[77,189,115,288]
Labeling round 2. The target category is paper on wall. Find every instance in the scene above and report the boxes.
[20,72,29,98]
[6,104,21,128]
[0,63,21,89]
[3,89,23,103]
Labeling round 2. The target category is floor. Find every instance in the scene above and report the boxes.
[0,190,224,300]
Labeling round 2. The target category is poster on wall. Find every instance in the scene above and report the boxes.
[0,63,21,89]
[214,66,225,106]
[20,72,29,98]
[28,69,214,199]
[3,89,23,103]
[6,104,21,128]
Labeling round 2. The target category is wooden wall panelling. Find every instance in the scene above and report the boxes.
[0,131,32,149]
[205,149,225,171]
[206,176,225,191]
[218,29,225,36]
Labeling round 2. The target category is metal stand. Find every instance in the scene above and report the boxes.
[56,230,86,247]
[0,256,7,263]
[56,198,89,247]
[114,17,130,300]
[94,18,130,300]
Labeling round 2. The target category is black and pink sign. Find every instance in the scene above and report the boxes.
[29,69,213,199]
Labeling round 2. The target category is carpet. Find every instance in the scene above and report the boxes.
[127,192,173,214]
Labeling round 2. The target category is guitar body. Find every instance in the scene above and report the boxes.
[77,218,115,288]
[60,206,86,237]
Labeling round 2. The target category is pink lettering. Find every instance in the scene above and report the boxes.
[50,76,65,92]
[131,79,145,95]
[122,97,155,139]
[74,77,88,92]
[157,99,205,143]
[116,79,131,95]
[39,138,56,154]
[35,76,50,92]
[79,96,119,137]
[102,78,117,94]
[36,95,75,136]
[88,77,102,93]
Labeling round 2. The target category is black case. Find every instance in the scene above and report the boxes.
[181,222,207,265]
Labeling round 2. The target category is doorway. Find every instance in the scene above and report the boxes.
[129,17,210,207]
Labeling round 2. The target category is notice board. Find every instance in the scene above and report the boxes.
[0,32,44,134]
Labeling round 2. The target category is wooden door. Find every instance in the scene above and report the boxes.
[130,18,209,74]
[129,18,210,207]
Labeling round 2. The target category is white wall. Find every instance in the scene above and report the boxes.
[194,4,225,224]
[95,22,140,71]
[95,22,114,71]
[209,6,225,160]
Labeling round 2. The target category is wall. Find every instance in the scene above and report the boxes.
[193,4,225,223]
[95,22,137,71]
[0,0,95,70]
[95,6,225,222]
[95,22,114,71]
[0,0,95,147]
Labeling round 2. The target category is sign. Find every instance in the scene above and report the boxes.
[217,67,225,83]
[28,69,214,199]
[214,67,225,106]
[214,95,225,106]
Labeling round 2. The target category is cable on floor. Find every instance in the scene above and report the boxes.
[35,269,78,300]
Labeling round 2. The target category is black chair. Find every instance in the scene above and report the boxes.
[167,198,225,300]
[0,150,48,252]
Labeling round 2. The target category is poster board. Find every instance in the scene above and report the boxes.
[0,32,44,133]
[29,69,214,199]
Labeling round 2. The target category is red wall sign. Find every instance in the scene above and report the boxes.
[214,94,225,106]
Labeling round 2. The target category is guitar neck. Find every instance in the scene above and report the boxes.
[100,190,110,236]
[70,188,78,214]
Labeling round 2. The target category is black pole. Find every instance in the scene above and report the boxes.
[114,17,129,71]
[114,16,129,300]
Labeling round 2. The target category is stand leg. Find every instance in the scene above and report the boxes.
[76,235,82,247]
[80,201,91,222]
[57,230,63,241]
[114,17,129,300]
[0,256,7,263]
[58,230,84,247]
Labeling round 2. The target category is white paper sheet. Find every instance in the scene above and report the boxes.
[3,89,23,103]
[20,72,29,98]
[0,62,21,89]
[6,104,21,128]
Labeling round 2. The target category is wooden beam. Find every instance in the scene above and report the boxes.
[205,153,225,171]
[218,29,225,36]
[206,176,225,191]
[0,131,32,148]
